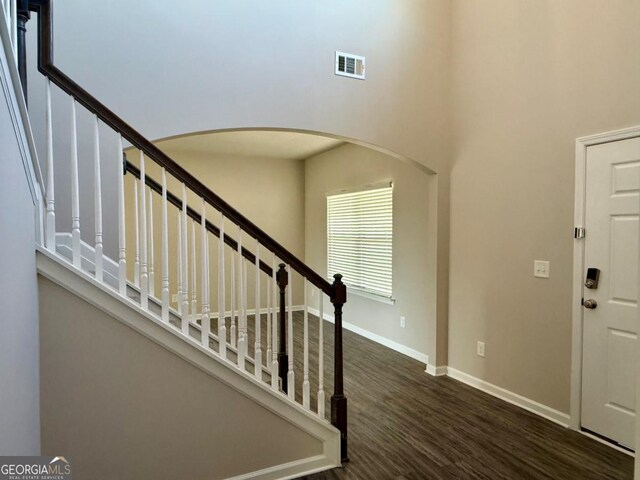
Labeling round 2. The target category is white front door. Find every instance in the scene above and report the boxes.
[581,136,640,450]
[581,138,640,449]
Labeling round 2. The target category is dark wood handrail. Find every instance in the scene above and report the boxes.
[28,0,334,298]
[125,161,273,277]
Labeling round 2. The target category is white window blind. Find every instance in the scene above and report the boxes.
[327,185,393,300]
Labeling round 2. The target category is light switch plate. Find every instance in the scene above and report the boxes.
[534,260,550,278]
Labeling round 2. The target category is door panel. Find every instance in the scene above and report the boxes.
[581,136,640,450]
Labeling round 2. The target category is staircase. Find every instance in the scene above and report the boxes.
[5,1,348,478]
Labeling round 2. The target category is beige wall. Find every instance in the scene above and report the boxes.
[449,0,640,413]
[305,144,436,360]
[124,147,306,310]
[26,1,452,303]
[39,277,323,479]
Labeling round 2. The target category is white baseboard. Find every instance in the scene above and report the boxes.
[308,307,429,366]
[224,454,337,480]
[446,367,570,427]
[425,364,447,377]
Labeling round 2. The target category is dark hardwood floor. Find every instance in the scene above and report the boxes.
[245,311,633,480]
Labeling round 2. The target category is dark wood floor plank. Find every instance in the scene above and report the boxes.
[263,312,635,480]
[209,309,632,479]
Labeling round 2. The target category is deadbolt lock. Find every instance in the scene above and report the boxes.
[585,268,600,289]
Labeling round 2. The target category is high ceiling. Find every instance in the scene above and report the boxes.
[156,130,344,161]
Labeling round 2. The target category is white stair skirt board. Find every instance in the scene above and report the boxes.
[36,248,341,477]
[308,307,429,367]
[445,367,571,427]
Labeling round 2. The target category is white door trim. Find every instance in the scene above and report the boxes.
[570,126,640,432]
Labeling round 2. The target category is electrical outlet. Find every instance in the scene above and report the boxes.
[534,260,550,278]
[171,293,178,303]
[400,316,406,328]
[477,341,485,357]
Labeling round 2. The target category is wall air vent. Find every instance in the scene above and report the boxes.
[335,51,365,80]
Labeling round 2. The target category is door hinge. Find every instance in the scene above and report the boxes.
[574,227,585,239]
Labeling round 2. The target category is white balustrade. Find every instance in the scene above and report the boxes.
[139,152,148,310]
[29,83,338,418]
[200,199,210,346]
[148,188,155,297]
[254,243,262,381]
[161,168,169,321]
[93,115,103,282]
[303,279,310,409]
[218,212,226,359]
[287,265,295,400]
[70,98,81,267]
[45,79,55,251]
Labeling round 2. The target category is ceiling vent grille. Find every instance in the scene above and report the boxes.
[335,51,365,80]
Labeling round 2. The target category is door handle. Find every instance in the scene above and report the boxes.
[584,299,597,309]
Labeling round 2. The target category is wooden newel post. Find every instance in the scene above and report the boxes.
[330,273,348,463]
[276,263,289,393]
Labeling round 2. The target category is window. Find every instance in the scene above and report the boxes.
[327,184,393,301]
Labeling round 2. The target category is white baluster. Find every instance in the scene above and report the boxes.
[176,212,182,315]
[191,219,197,320]
[181,184,189,334]
[200,199,210,346]
[230,249,236,348]
[133,179,140,286]
[318,287,325,418]
[161,168,169,322]
[44,79,56,252]
[303,279,310,409]
[139,152,148,310]
[93,115,103,282]
[254,243,262,381]
[287,265,295,401]
[218,213,227,359]
[243,261,249,353]
[117,135,126,296]
[266,272,272,374]
[148,188,155,297]
[237,230,246,370]
[271,254,279,391]
[70,98,81,268]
